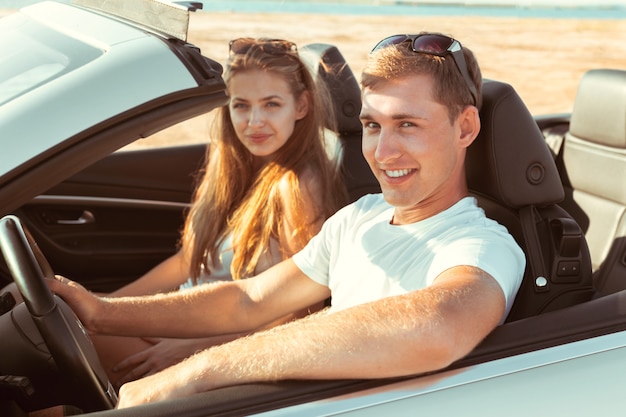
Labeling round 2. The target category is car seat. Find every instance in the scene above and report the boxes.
[300,43,381,202]
[466,80,594,322]
[560,69,626,296]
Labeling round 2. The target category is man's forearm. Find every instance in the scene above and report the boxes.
[119,273,504,410]
[117,290,466,408]
[155,270,503,397]
[49,259,328,339]
[95,282,255,337]
[189,294,453,389]
[49,276,258,338]
[117,299,423,407]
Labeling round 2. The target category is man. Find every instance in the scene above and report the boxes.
[48,33,525,408]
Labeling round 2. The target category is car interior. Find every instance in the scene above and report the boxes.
[557,69,626,297]
[469,68,626,363]
[96,46,626,416]
[467,78,595,321]
[0,37,625,416]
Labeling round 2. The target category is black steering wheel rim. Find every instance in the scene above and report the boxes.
[0,214,117,411]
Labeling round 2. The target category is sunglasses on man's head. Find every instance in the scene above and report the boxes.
[371,34,478,106]
[229,38,298,56]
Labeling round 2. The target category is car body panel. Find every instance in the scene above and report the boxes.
[0,1,226,218]
[257,331,626,416]
[0,37,195,174]
[77,330,626,417]
[1,2,198,174]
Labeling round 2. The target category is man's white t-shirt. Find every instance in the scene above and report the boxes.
[292,194,525,322]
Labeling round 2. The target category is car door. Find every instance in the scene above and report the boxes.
[7,142,207,293]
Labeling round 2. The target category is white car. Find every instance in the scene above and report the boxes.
[0,1,624,416]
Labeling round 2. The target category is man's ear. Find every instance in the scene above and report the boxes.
[295,91,310,120]
[458,105,480,148]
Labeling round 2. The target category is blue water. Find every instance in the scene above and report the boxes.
[200,0,626,19]
[2,0,625,19]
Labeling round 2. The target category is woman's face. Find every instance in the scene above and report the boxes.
[228,69,309,162]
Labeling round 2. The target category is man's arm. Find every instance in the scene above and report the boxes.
[116,265,505,408]
[47,259,330,338]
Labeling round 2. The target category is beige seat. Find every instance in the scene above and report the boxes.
[562,69,626,295]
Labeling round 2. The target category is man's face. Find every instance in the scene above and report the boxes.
[360,74,475,224]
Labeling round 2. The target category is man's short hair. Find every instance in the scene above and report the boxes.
[361,33,482,122]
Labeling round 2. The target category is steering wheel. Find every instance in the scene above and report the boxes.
[0,215,117,411]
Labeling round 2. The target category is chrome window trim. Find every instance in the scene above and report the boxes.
[30,194,190,210]
[73,0,200,41]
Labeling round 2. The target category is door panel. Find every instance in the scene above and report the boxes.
[46,144,207,203]
[4,144,206,292]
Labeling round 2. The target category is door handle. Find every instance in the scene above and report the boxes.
[56,210,95,225]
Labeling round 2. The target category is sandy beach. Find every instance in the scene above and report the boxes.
[3,7,625,147]
[186,11,625,115]
[149,11,625,148]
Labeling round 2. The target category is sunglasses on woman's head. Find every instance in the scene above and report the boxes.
[229,38,298,56]
[371,34,478,106]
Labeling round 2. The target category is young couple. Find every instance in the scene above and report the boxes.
[47,33,525,408]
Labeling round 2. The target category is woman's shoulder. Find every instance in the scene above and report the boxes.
[278,164,322,199]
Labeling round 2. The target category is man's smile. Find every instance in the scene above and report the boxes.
[384,168,415,178]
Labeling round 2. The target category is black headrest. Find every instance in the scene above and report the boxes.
[466,80,564,208]
[300,43,362,134]
[300,43,380,202]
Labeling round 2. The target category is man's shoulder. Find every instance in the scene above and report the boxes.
[327,193,389,226]
[343,193,391,217]
[352,193,387,210]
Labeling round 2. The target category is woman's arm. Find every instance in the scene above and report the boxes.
[277,167,325,258]
[274,167,328,317]
[108,250,190,297]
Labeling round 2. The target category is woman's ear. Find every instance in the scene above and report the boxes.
[295,91,310,120]
[458,105,480,148]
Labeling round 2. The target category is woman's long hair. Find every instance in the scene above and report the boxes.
[182,40,347,280]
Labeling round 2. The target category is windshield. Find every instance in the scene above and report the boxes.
[0,15,102,106]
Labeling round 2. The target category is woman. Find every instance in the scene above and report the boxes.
[94,37,348,385]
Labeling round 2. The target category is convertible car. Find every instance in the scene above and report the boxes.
[0,1,625,416]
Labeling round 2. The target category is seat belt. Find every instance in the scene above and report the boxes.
[520,205,549,292]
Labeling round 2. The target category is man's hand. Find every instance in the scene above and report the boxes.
[113,337,223,386]
[116,357,204,408]
[46,275,103,332]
